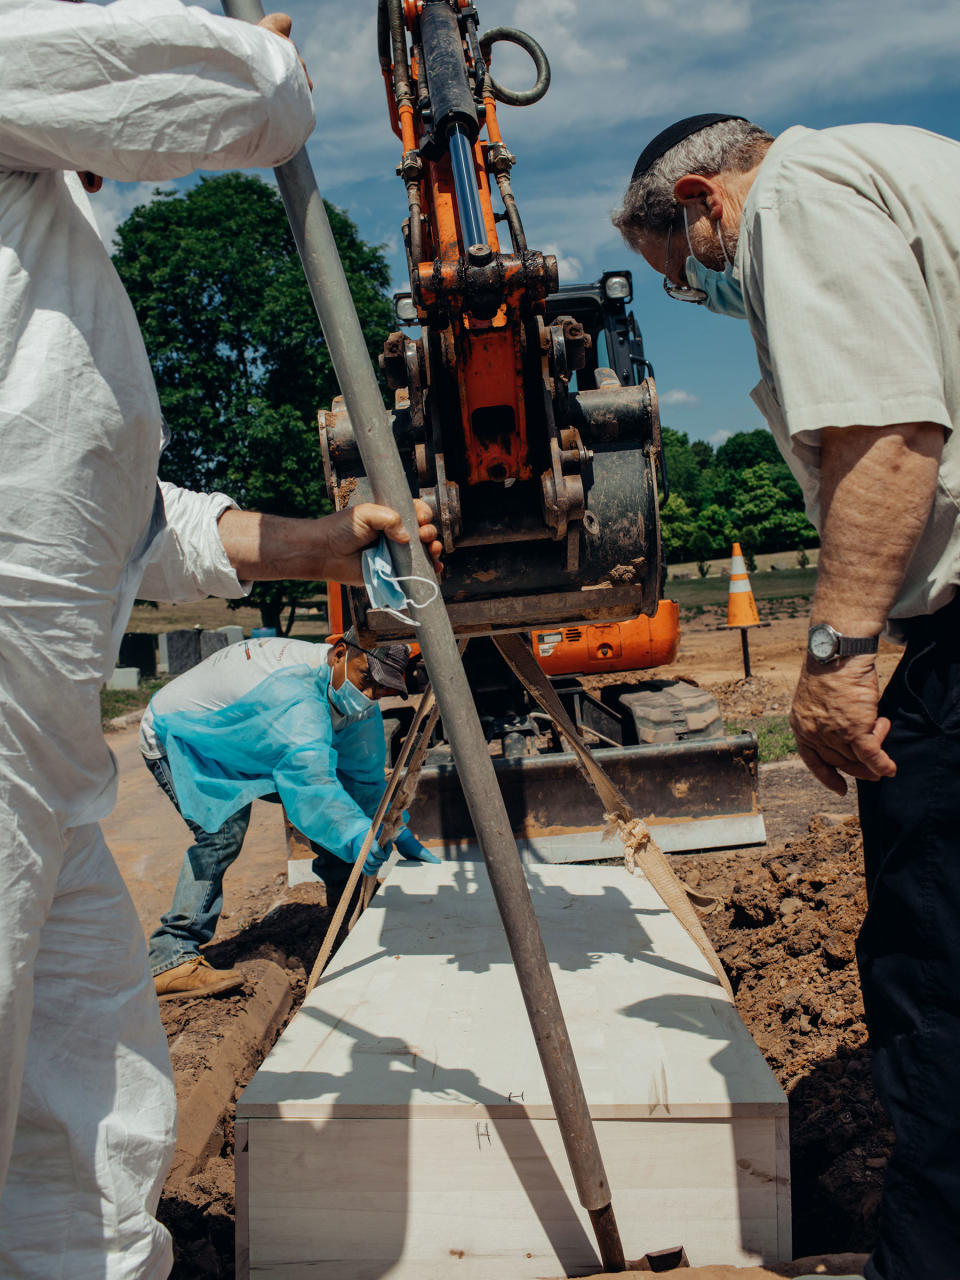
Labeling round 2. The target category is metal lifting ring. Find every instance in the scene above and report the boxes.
[478,26,550,106]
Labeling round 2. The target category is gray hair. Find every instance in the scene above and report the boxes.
[612,119,774,248]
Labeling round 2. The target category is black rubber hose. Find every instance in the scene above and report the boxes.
[478,26,550,106]
[387,0,414,111]
[377,0,391,72]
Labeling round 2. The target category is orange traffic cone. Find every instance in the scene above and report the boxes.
[726,542,760,678]
[726,542,760,628]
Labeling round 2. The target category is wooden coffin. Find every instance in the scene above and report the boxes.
[236,863,789,1277]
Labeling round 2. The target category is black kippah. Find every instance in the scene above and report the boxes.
[630,113,748,185]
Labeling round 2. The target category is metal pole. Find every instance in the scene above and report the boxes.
[740,628,752,679]
[221,3,625,1269]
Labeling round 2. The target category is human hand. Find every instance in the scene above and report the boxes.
[394,827,442,865]
[362,841,388,877]
[321,501,442,587]
[257,12,312,89]
[789,654,896,795]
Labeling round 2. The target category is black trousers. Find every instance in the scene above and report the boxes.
[858,598,960,1280]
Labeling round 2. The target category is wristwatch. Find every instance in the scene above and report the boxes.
[807,623,879,664]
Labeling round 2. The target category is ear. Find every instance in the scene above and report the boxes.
[673,173,724,219]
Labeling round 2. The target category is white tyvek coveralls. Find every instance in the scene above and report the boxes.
[0,2,314,1274]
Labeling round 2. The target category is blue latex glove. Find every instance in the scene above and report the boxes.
[346,828,388,877]
[394,826,442,864]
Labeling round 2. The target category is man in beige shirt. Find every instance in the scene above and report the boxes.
[613,115,960,1280]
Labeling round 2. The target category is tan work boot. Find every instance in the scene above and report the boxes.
[154,955,245,1000]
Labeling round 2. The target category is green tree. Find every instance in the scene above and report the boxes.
[690,439,714,471]
[715,428,781,472]
[660,492,699,564]
[695,503,733,556]
[688,527,712,577]
[660,427,706,511]
[112,173,394,631]
[728,462,817,553]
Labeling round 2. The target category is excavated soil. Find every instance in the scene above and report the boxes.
[676,817,889,1258]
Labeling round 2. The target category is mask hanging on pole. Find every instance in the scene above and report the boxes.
[361,533,439,628]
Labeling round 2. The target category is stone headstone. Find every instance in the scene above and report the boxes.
[106,667,139,691]
[156,633,169,674]
[165,629,201,676]
[218,625,244,645]
[119,632,157,679]
[200,629,230,660]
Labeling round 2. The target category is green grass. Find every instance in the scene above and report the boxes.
[668,566,817,608]
[100,676,168,726]
[754,714,797,762]
[727,713,797,763]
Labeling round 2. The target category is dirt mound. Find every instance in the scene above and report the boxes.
[707,674,793,723]
[677,815,890,1258]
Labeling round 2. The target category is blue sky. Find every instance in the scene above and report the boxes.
[92,0,960,447]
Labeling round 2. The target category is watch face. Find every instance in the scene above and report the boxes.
[809,625,838,661]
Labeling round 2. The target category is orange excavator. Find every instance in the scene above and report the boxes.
[318,0,764,858]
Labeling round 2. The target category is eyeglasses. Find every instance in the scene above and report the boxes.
[343,637,402,698]
[662,219,707,304]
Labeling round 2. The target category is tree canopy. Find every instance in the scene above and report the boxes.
[113,172,394,630]
[660,426,817,564]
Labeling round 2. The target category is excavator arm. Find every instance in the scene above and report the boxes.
[319,0,663,640]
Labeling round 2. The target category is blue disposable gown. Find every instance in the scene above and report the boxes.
[152,664,394,865]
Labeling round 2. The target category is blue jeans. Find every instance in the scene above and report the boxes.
[146,755,251,976]
[146,755,354,975]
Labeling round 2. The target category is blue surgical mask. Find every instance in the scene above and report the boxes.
[328,671,374,724]
[684,255,746,320]
[362,533,439,628]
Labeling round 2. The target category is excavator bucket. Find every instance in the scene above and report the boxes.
[378,647,766,860]
[406,730,764,861]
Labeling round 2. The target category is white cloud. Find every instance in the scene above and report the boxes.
[660,389,699,406]
[540,242,582,283]
[710,429,733,447]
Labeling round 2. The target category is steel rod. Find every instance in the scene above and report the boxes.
[449,123,487,250]
[219,3,624,1268]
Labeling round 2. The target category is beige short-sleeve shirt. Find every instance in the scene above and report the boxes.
[739,123,960,621]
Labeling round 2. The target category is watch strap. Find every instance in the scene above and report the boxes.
[835,633,879,658]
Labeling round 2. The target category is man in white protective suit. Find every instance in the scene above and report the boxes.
[0,2,440,1275]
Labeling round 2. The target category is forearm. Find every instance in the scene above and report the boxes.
[216,502,439,588]
[216,509,333,582]
[812,422,943,633]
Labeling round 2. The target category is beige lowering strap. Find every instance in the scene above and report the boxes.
[493,633,732,999]
[304,681,441,996]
